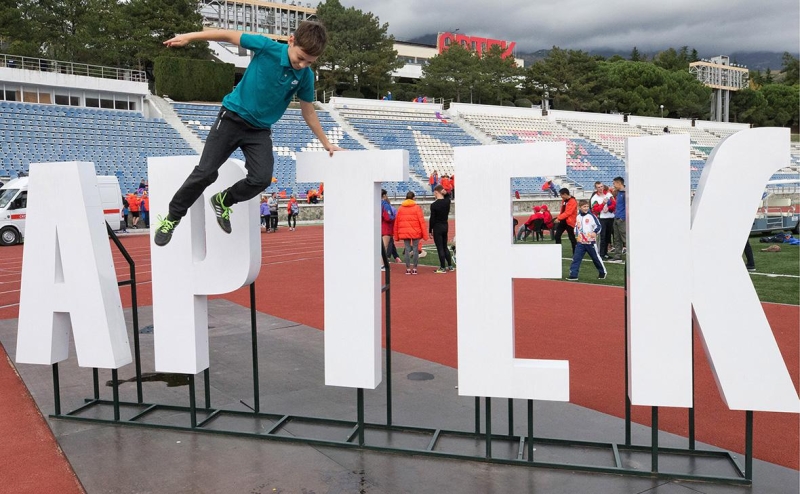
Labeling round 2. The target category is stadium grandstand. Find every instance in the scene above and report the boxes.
[1,52,798,199]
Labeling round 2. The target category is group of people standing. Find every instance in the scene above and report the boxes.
[260,192,300,232]
[514,177,628,280]
[428,171,455,199]
[381,186,454,275]
[121,182,149,232]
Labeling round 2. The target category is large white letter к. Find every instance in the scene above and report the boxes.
[17,162,131,369]
[455,143,568,401]
[149,156,261,375]
[296,149,408,389]
[691,128,799,412]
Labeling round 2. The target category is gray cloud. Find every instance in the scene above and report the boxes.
[347,0,799,54]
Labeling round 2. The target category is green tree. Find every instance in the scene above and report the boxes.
[594,60,710,118]
[730,88,769,125]
[525,47,601,111]
[761,84,799,128]
[780,52,799,86]
[475,44,521,105]
[654,47,689,71]
[314,0,402,99]
[690,48,699,63]
[122,0,208,71]
[0,0,41,56]
[419,43,479,102]
[764,67,774,84]
[630,46,641,62]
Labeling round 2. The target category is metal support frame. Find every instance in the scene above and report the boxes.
[46,229,754,486]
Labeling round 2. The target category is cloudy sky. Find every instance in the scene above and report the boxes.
[347,0,799,54]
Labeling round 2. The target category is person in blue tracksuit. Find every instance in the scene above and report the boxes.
[566,200,606,281]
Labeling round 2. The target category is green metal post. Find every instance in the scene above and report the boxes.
[527,399,533,462]
[52,363,61,416]
[189,374,197,428]
[357,388,365,446]
[92,368,99,400]
[474,396,480,434]
[508,398,514,437]
[745,411,753,480]
[485,397,492,458]
[250,282,260,414]
[111,369,120,421]
[651,406,659,473]
[107,222,142,404]
[204,369,211,409]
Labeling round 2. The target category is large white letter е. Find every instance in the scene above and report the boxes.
[149,156,261,375]
[455,143,567,401]
[16,162,131,369]
[296,149,408,389]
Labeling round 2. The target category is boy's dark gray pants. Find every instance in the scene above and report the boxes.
[168,107,274,220]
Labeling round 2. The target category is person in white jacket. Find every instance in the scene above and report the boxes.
[566,200,606,281]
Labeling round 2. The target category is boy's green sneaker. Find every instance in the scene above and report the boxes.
[210,191,232,233]
[154,215,180,247]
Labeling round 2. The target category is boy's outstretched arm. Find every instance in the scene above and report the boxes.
[164,30,242,48]
[300,101,343,157]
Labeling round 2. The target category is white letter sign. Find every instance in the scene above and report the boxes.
[16,162,131,369]
[296,149,408,389]
[626,134,693,407]
[455,143,568,401]
[690,128,798,412]
[149,156,261,375]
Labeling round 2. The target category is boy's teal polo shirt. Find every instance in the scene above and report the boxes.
[222,33,315,129]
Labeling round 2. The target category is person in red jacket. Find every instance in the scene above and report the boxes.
[428,170,439,194]
[393,191,429,275]
[541,204,555,240]
[554,188,578,253]
[515,205,544,242]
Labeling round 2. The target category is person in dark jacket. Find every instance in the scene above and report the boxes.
[429,185,454,273]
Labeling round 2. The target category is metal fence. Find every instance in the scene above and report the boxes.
[1,53,147,83]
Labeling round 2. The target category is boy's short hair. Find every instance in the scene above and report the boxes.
[293,21,327,57]
[613,176,625,185]
[381,188,387,196]
[578,199,590,207]
[559,188,570,195]
[406,191,415,200]
[434,184,444,194]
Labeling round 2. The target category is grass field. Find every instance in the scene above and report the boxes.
[411,236,799,305]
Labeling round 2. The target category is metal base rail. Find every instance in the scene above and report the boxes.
[51,398,750,485]
[47,227,754,487]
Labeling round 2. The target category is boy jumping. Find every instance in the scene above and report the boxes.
[154,21,341,246]
[566,200,606,281]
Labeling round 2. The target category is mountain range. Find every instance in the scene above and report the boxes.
[402,34,796,72]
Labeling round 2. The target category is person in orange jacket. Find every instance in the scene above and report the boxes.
[393,191,429,275]
[126,192,140,228]
[140,191,150,228]
[554,188,578,253]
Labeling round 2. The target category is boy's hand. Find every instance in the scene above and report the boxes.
[325,143,344,157]
[164,34,192,47]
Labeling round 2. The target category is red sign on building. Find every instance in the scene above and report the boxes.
[436,32,516,59]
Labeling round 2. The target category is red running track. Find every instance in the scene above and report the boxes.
[0,224,797,472]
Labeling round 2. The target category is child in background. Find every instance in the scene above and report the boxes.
[566,200,606,281]
[260,195,270,231]
[286,194,299,231]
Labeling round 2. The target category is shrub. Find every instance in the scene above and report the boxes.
[153,57,235,102]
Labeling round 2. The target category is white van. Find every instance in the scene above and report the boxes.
[0,175,122,246]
